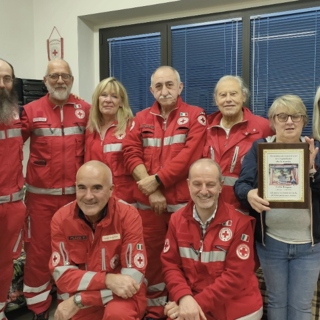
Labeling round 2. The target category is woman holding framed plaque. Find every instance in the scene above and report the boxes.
[234,95,320,320]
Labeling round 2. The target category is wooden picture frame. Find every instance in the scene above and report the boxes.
[258,143,310,209]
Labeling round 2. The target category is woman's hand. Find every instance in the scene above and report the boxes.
[305,137,319,169]
[247,189,270,213]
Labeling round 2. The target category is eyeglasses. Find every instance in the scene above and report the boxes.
[0,76,13,84]
[47,73,72,81]
[275,113,304,123]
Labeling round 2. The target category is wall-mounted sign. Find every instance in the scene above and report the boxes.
[47,27,64,61]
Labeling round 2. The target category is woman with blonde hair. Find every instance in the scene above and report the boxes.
[312,86,320,141]
[235,94,320,320]
[85,77,135,204]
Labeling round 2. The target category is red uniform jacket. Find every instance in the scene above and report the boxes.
[204,107,273,209]
[161,200,262,320]
[123,96,206,210]
[49,197,147,309]
[0,117,24,197]
[84,122,135,204]
[21,94,90,194]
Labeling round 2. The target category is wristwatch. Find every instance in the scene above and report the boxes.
[74,293,83,308]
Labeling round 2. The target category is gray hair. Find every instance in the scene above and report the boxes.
[150,66,181,87]
[45,58,73,77]
[188,158,223,182]
[312,86,320,141]
[268,94,308,131]
[214,75,249,98]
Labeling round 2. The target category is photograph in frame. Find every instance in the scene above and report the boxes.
[258,143,310,209]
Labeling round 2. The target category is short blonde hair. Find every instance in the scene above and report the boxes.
[312,86,320,141]
[88,77,133,136]
[268,94,308,131]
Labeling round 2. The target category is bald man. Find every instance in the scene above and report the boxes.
[21,59,91,319]
[50,161,147,320]
[0,58,26,320]
[161,159,262,320]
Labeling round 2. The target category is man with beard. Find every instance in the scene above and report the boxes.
[21,59,91,320]
[0,59,26,320]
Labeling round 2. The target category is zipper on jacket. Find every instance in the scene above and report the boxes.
[101,248,106,270]
[60,106,66,195]
[59,242,69,265]
[210,146,214,160]
[126,243,132,267]
[27,215,31,239]
[230,146,239,173]
[310,190,314,248]
[260,212,265,246]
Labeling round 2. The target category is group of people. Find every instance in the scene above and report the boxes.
[0,57,319,320]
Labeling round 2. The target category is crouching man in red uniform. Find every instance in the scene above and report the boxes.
[49,161,147,320]
[161,159,262,320]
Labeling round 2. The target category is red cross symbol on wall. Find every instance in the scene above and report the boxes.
[52,49,58,56]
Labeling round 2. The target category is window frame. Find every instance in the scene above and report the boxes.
[99,0,320,109]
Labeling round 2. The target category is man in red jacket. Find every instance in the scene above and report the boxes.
[161,159,262,320]
[0,59,26,320]
[204,75,273,210]
[50,161,147,320]
[21,59,91,319]
[123,66,206,319]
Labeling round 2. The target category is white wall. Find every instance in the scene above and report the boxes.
[0,0,35,79]
[1,0,299,101]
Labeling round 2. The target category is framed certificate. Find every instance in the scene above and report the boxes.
[257,143,310,209]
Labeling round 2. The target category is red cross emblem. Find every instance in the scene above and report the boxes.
[110,254,119,269]
[75,109,85,119]
[177,117,189,125]
[236,244,250,260]
[219,227,232,241]
[51,252,60,266]
[197,115,206,126]
[134,253,145,268]
[52,49,58,56]
[116,133,126,140]
[163,238,170,253]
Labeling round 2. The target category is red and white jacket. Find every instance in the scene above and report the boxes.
[204,107,273,209]
[123,97,206,211]
[49,197,147,309]
[0,117,24,201]
[161,200,263,320]
[84,121,135,204]
[21,94,90,195]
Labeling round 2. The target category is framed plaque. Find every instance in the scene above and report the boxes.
[258,143,310,209]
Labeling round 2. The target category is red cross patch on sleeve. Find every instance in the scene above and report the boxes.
[236,244,250,260]
[163,238,170,253]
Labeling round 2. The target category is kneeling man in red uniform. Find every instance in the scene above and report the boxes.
[161,159,262,320]
[49,161,147,320]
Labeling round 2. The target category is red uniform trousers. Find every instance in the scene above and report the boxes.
[138,209,171,319]
[0,201,25,320]
[71,285,147,320]
[23,192,75,314]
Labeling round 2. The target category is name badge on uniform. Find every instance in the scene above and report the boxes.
[33,117,47,122]
[102,234,121,242]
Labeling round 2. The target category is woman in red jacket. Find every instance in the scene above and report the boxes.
[85,77,135,204]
